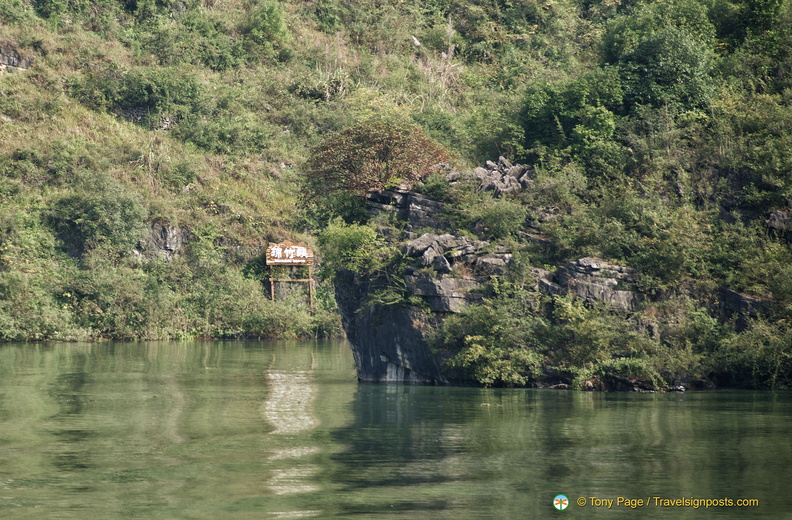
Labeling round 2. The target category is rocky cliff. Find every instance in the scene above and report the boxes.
[334,162,644,384]
[335,159,775,388]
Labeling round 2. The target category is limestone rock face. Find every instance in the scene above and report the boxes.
[552,257,641,312]
[405,233,489,268]
[337,229,497,382]
[337,159,774,386]
[151,221,184,255]
[342,181,650,383]
[365,190,451,231]
[404,273,483,313]
[134,221,184,261]
[717,288,772,331]
[0,45,31,74]
[334,270,446,383]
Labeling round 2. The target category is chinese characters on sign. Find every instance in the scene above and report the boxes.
[266,241,314,265]
[265,241,315,309]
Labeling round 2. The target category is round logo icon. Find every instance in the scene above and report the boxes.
[554,494,569,511]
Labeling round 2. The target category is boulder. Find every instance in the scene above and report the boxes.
[474,255,508,275]
[406,233,439,257]
[432,254,452,274]
[420,244,442,267]
[507,164,528,178]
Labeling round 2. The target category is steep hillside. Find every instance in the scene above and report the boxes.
[1,0,792,389]
[0,0,605,340]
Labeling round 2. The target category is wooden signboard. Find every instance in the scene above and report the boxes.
[266,241,315,265]
[265,241,315,309]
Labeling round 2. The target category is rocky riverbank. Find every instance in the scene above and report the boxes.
[334,159,775,391]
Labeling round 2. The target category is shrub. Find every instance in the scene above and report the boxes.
[317,218,382,274]
[715,319,792,389]
[415,171,451,201]
[170,112,276,155]
[0,271,77,341]
[141,11,245,71]
[0,0,36,23]
[49,175,147,257]
[521,67,627,176]
[601,0,716,63]
[70,66,203,128]
[436,304,546,387]
[33,0,90,20]
[463,196,527,241]
[244,0,290,58]
[619,27,715,110]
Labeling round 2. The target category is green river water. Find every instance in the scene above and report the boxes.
[0,340,789,519]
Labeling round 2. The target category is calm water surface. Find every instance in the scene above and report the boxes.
[0,341,789,519]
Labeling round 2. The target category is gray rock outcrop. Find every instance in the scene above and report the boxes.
[766,205,792,241]
[468,156,534,196]
[717,288,773,331]
[404,273,484,313]
[366,190,450,230]
[338,205,646,383]
[134,220,184,261]
[0,45,31,74]
[539,257,641,312]
[336,230,504,383]
[405,232,490,272]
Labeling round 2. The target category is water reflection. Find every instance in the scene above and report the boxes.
[327,386,792,519]
[0,342,790,519]
[262,356,321,513]
[263,371,317,435]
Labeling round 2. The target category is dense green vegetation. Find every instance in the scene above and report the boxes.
[1,0,791,387]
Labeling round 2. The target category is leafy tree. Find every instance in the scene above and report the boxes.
[601,0,716,63]
[303,118,450,200]
[522,67,624,147]
[599,0,716,111]
[744,0,785,34]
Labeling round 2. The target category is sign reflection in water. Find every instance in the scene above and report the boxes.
[262,350,320,512]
